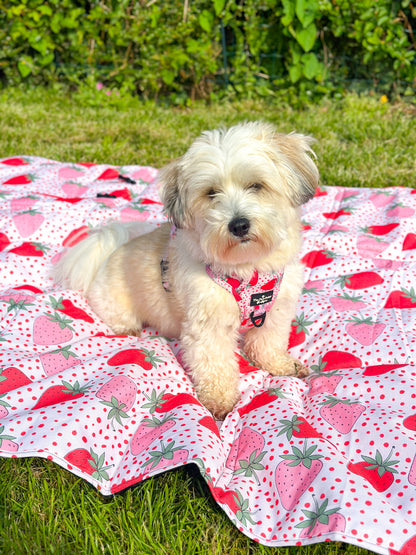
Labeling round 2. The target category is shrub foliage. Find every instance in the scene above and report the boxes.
[1,0,415,101]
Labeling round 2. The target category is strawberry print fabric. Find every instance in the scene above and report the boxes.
[1,156,416,554]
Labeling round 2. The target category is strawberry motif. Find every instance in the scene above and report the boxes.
[288,312,313,348]
[198,415,221,439]
[356,234,389,258]
[307,368,342,397]
[236,352,259,374]
[402,233,416,251]
[96,375,137,429]
[312,351,362,372]
[3,174,34,185]
[384,288,416,309]
[226,428,266,484]
[33,380,91,410]
[10,195,38,212]
[120,203,150,222]
[97,168,119,180]
[107,348,163,370]
[403,414,416,431]
[58,167,85,180]
[0,291,35,314]
[0,394,10,418]
[0,232,10,251]
[237,387,287,418]
[301,249,337,268]
[9,242,49,257]
[275,441,323,510]
[322,206,354,219]
[209,486,256,526]
[345,315,385,346]
[363,361,408,376]
[62,226,90,247]
[0,366,32,394]
[32,312,74,345]
[49,296,94,323]
[40,345,80,376]
[296,495,346,537]
[131,414,176,455]
[348,448,399,492]
[386,202,415,218]
[64,448,112,481]
[141,440,188,471]
[369,190,392,207]
[319,396,366,434]
[61,182,89,197]
[142,389,202,414]
[276,415,323,440]
[329,292,367,312]
[12,209,44,237]
[389,534,416,555]
[335,271,384,290]
[0,426,18,452]
[1,157,29,166]
[408,452,416,485]
[360,223,399,236]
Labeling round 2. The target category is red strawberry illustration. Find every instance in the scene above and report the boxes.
[141,439,188,471]
[62,226,90,247]
[64,448,112,481]
[313,351,362,372]
[296,495,346,538]
[403,414,416,431]
[3,174,34,185]
[237,387,287,418]
[9,242,49,257]
[329,292,367,312]
[363,362,408,376]
[209,486,255,525]
[385,288,416,309]
[97,168,119,180]
[0,366,32,394]
[275,441,323,510]
[33,380,91,410]
[1,157,29,166]
[107,348,163,371]
[0,426,19,452]
[276,415,323,440]
[142,389,202,414]
[108,188,132,201]
[403,233,416,251]
[389,534,416,555]
[335,271,384,290]
[314,186,328,197]
[12,209,44,237]
[288,312,313,348]
[345,315,385,346]
[322,206,354,220]
[236,352,259,374]
[319,396,365,434]
[226,427,266,483]
[347,448,399,492]
[301,249,337,268]
[198,415,221,439]
[131,414,176,455]
[96,375,137,429]
[14,284,43,294]
[0,232,10,251]
[361,223,400,236]
[49,296,94,323]
[33,312,74,345]
[40,345,80,376]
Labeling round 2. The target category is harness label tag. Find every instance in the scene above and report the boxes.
[250,290,273,306]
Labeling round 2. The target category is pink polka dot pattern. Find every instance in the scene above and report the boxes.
[1,158,416,554]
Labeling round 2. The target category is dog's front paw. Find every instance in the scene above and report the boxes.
[197,387,240,421]
[249,350,309,379]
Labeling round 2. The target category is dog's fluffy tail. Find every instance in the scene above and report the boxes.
[53,221,152,294]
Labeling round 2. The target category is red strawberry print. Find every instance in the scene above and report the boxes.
[1,157,29,166]
[3,174,34,185]
[288,313,313,348]
[107,348,163,371]
[0,366,32,394]
[335,271,384,290]
[319,396,366,434]
[9,242,49,257]
[64,448,112,481]
[0,232,10,251]
[385,288,416,309]
[236,352,259,374]
[276,415,323,440]
[402,233,416,251]
[345,315,385,346]
[363,362,408,376]
[322,207,354,220]
[403,414,416,431]
[0,426,19,452]
[33,312,74,345]
[209,486,255,526]
[226,428,266,483]
[12,209,44,237]
[301,249,337,268]
[62,226,90,247]
[141,440,188,472]
[315,351,362,372]
[314,186,328,197]
[348,448,399,492]
[361,223,399,236]
[198,415,221,439]
[389,534,416,555]
[96,375,137,429]
[108,188,132,201]
[14,284,43,294]
[142,390,202,414]
[329,292,367,312]
[130,414,176,455]
[33,380,91,410]
[237,387,287,418]
[296,495,346,538]
[275,441,323,510]
[97,168,119,180]
[49,296,94,323]
[40,345,80,376]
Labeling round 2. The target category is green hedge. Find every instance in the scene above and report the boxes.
[1,0,415,102]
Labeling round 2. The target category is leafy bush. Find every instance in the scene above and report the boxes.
[0,0,414,102]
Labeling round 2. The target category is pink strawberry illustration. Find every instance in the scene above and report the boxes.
[320,223,348,234]
[329,292,367,312]
[356,234,389,258]
[10,195,38,212]
[275,441,323,510]
[307,367,342,397]
[226,428,266,484]
[386,203,415,218]
[345,316,385,346]
[120,204,150,222]
[32,312,74,345]
[33,380,91,410]
[131,415,176,455]
[0,291,35,314]
[40,345,80,376]
[141,439,188,471]
[131,168,156,182]
[408,452,416,485]
[58,167,85,180]
[96,375,137,429]
[296,495,346,537]
[369,190,393,208]
[0,394,10,418]
[302,280,324,295]
[0,366,32,394]
[12,210,45,237]
[61,182,89,197]
[64,448,112,481]
[319,396,365,434]
[0,426,18,452]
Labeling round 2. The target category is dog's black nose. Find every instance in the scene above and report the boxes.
[228,217,250,238]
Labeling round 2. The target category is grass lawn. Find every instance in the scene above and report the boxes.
[0,86,415,555]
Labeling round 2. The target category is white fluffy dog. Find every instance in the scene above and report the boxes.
[53,121,319,419]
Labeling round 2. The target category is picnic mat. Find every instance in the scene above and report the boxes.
[1,156,416,554]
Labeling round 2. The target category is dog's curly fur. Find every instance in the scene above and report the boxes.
[53,121,319,419]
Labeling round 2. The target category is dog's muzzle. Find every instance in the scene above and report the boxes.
[228,217,250,238]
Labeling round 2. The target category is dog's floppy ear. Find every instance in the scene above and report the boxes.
[274,132,319,206]
[157,159,188,228]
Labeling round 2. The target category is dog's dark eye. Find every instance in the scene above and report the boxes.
[207,188,218,198]
[249,183,263,192]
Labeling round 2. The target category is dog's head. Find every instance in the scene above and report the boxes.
[158,121,319,267]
